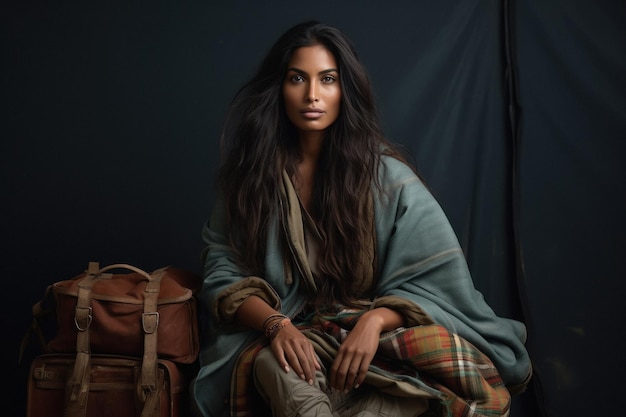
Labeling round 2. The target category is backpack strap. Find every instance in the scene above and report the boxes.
[64,261,99,417]
[138,266,168,417]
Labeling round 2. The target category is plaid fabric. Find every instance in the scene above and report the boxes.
[230,338,269,416]
[231,310,510,417]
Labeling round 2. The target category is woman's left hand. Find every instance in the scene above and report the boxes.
[329,307,402,392]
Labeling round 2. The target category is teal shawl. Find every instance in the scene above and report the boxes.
[191,156,531,417]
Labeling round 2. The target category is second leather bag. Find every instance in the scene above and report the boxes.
[41,262,202,364]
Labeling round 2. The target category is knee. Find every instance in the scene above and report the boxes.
[253,345,291,392]
[253,346,280,378]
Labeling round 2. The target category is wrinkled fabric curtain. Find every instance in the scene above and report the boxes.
[5,1,625,416]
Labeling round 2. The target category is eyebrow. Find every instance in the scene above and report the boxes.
[286,67,339,76]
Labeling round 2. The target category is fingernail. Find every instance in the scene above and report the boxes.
[344,388,349,394]
[354,384,360,389]
[308,379,313,385]
[284,365,290,373]
[300,374,306,381]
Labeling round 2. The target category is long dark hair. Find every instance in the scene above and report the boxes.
[217,21,413,304]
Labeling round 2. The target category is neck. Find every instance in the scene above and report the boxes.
[298,131,324,162]
[294,132,324,214]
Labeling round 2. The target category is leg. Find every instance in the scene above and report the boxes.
[253,346,335,417]
[333,384,429,417]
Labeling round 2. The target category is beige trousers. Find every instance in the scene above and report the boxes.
[253,346,429,417]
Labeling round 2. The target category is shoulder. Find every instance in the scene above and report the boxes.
[375,155,442,217]
[378,155,425,191]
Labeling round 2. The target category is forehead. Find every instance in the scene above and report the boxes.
[287,44,337,71]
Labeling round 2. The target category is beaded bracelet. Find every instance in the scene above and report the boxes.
[265,317,291,342]
[262,313,288,331]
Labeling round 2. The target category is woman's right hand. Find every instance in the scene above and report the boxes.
[234,296,321,384]
[270,322,321,385]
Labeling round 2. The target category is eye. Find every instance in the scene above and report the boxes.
[290,74,305,83]
[321,75,336,84]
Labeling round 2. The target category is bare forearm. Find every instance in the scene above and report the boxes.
[235,295,280,331]
[360,307,404,332]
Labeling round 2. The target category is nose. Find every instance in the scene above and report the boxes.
[306,81,319,103]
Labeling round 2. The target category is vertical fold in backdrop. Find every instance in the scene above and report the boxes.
[380,0,520,321]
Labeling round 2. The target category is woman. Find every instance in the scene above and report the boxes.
[191,21,532,417]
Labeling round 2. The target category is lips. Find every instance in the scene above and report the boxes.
[301,108,324,119]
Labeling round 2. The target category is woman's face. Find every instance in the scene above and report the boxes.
[282,44,341,140]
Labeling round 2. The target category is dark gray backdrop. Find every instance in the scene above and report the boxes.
[3,1,625,416]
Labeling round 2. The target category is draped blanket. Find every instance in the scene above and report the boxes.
[230,310,511,417]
